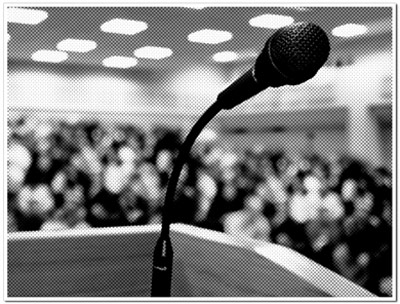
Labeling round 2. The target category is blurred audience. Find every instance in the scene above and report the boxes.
[223,194,271,242]
[7,114,392,296]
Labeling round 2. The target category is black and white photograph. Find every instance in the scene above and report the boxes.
[5,2,395,300]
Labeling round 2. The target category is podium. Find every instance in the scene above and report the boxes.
[7,224,376,298]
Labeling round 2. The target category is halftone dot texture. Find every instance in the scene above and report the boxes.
[7,6,392,298]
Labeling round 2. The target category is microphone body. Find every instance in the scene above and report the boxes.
[217,22,330,110]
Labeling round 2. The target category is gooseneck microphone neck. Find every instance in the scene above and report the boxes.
[151,22,330,297]
[151,102,221,297]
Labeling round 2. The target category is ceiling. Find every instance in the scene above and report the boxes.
[7,5,393,76]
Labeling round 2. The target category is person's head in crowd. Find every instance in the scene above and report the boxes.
[320,187,345,221]
[64,182,85,210]
[139,161,159,182]
[374,167,392,188]
[342,215,358,237]
[196,169,217,201]
[40,208,69,231]
[259,156,274,178]
[126,131,145,152]
[118,145,139,167]
[315,206,331,223]
[74,126,90,147]
[17,184,55,225]
[139,161,162,201]
[275,232,293,248]
[333,242,352,266]
[379,277,392,297]
[126,173,145,195]
[344,160,366,180]
[69,152,85,171]
[113,127,127,145]
[36,136,52,155]
[156,149,173,173]
[51,170,67,194]
[255,182,273,202]
[318,161,331,181]
[37,152,53,173]
[244,194,264,214]
[277,153,291,176]
[303,174,323,195]
[87,124,105,147]
[333,242,370,281]
[290,171,307,195]
[8,135,32,172]
[262,200,277,221]
[220,166,236,183]
[103,159,126,194]
[341,179,357,202]
[221,182,238,202]
[353,186,374,219]
[382,201,392,226]
[243,148,258,174]
[66,206,89,228]
[8,163,26,195]
[8,212,18,232]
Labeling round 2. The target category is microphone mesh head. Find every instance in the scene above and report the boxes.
[268,22,330,84]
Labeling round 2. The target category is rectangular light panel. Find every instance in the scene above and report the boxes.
[7,7,48,25]
[100,18,148,35]
[31,50,68,63]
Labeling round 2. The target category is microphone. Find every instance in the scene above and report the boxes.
[216,22,330,110]
[151,22,330,297]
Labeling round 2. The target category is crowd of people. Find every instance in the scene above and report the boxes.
[7,115,392,296]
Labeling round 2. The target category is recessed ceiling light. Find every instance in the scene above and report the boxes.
[31,50,68,63]
[249,14,294,29]
[286,6,310,12]
[183,5,207,9]
[100,18,148,35]
[7,8,48,25]
[134,46,173,59]
[102,56,138,68]
[213,51,238,62]
[332,23,368,37]
[188,29,233,44]
[57,39,97,53]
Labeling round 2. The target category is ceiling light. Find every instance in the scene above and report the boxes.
[213,51,238,62]
[184,5,207,9]
[332,23,368,37]
[286,6,310,12]
[100,18,148,35]
[57,39,97,53]
[134,46,173,59]
[102,56,138,68]
[188,29,233,44]
[249,14,294,29]
[7,7,48,25]
[31,50,68,63]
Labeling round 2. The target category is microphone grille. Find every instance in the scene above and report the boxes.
[269,22,330,84]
